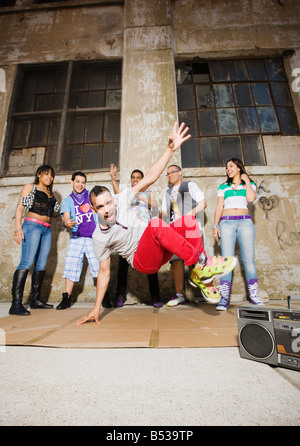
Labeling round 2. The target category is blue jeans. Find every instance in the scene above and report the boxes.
[219,217,257,284]
[17,220,52,272]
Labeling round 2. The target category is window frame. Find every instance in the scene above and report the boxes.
[3,60,122,176]
[176,57,299,168]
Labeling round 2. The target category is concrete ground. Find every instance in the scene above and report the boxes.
[0,300,299,427]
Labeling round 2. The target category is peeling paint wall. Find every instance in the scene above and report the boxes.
[0,4,124,64]
[172,0,300,58]
[0,0,299,305]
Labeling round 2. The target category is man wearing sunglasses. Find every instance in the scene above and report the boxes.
[162,166,220,306]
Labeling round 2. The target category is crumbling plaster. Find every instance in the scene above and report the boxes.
[172,0,300,58]
[0,5,124,64]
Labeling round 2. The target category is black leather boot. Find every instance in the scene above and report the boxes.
[56,292,71,310]
[30,270,53,309]
[9,269,30,316]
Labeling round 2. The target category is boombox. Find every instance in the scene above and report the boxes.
[237,298,300,371]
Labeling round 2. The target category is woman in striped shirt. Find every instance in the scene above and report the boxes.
[213,158,262,310]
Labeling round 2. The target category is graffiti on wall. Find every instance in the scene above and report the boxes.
[258,195,279,220]
[276,221,300,251]
[257,180,300,251]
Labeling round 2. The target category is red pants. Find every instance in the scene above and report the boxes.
[133,215,205,274]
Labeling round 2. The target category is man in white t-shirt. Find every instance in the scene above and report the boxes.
[162,165,217,306]
[76,122,237,325]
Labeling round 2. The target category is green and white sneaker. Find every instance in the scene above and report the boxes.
[188,272,220,304]
[167,294,185,307]
[192,256,237,284]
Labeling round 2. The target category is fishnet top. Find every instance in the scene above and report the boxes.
[22,185,60,217]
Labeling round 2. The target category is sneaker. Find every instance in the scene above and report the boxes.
[188,272,220,304]
[250,296,263,305]
[248,280,263,305]
[193,256,237,284]
[152,296,163,308]
[114,295,126,308]
[167,294,185,307]
[189,270,203,289]
[56,293,71,310]
[216,296,229,311]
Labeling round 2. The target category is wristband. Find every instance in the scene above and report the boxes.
[212,225,219,230]
[14,229,22,234]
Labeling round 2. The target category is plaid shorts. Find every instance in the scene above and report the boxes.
[63,237,99,282]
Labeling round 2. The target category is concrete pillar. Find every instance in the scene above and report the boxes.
[285,49,300,126]
[120,0,180,200]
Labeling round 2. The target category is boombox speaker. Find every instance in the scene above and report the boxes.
[237,301,300,371]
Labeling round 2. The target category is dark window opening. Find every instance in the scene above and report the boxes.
[176,58,299,168]
[33,0,74,4]
[4,61,122,175]
[0,0,16,6]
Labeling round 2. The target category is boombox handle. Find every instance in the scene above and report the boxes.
[287,295,300,311]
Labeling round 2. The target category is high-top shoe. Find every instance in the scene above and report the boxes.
[56,292,71,310]
[192,256,237,284]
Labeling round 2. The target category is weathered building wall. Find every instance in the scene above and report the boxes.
[0,0,299,305]
[0,2,124,64]
[183,166,300,301]
[173,0,300,58]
